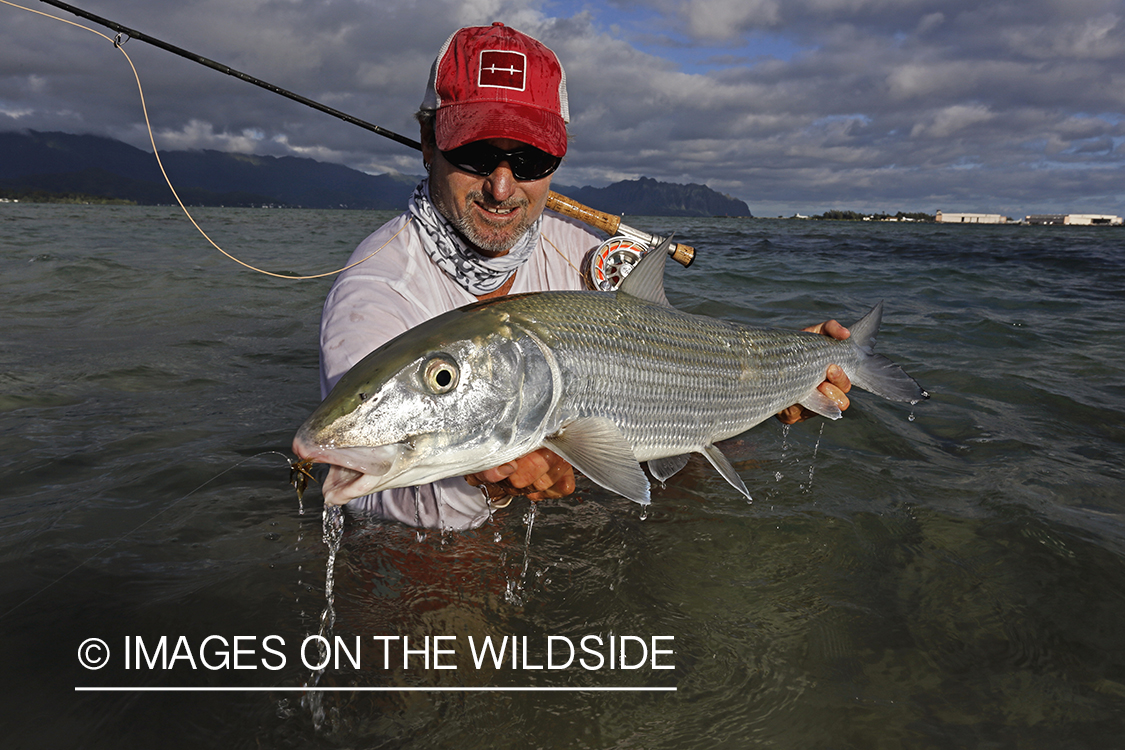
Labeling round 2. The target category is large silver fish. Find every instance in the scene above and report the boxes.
[293,247,927,506]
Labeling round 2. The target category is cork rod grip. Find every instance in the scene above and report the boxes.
[546,191,696,267]
[545,192,622,235]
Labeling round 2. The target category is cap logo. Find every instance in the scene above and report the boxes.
[478,50,526,91]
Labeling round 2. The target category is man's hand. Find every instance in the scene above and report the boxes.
[465,448,576,504]
[776,320,853,425]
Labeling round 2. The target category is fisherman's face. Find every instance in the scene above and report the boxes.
[424,136,552,258]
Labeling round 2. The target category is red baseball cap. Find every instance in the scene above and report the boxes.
[422,23,570,158]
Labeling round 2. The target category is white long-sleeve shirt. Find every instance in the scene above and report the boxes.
[318,208,601,530]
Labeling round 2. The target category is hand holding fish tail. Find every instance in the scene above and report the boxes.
[776,320,853,425]
[465,448,576,503]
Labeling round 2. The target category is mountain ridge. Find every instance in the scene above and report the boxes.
[0,130,751,217]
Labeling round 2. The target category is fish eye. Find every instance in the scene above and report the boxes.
[422,356,459,394]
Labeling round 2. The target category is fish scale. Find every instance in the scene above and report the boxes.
[501,290,860,460]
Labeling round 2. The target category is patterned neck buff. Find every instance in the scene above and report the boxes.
[408,180,541,296]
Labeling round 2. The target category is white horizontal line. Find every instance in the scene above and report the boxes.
[76,686,676,692]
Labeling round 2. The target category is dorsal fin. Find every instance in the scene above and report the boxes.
[848,301,884,354]
[616,235,674,308]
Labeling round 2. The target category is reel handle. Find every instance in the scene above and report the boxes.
[546,192,696,267]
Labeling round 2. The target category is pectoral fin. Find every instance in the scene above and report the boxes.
[702,443,752,502]
[649,454,690,483]
[545,417,651,505]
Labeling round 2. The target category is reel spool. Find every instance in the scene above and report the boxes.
[584,236,650,291]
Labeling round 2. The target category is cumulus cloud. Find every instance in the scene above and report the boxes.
[910,105,995,139]
[680,0,783,39]
[1001,13,1125,60]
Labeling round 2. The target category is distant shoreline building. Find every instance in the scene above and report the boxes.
[937,211,1122,226]
[1026,214,1122,226]
[935,211,1008,224]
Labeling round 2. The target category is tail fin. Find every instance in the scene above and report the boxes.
[847,302,929,404]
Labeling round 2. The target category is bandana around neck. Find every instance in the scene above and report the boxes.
[408,179,542,296]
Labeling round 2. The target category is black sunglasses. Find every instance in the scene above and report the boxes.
[439,141,562,182]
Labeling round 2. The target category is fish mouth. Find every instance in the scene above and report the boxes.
[321,465,387,506]
[291,435,406,505]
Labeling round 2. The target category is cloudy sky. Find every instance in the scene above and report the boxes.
[2,0,1122,217]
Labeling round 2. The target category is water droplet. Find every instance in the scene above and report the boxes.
[304,504,346,728]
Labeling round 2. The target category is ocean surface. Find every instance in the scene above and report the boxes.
[2,203,1123,749]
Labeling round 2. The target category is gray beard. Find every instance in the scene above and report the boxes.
[434,189,533,256]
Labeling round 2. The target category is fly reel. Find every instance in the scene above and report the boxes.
[583,236,650,291]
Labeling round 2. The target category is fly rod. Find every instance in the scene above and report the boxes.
[34,0,695,266]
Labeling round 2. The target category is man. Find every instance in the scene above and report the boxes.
[318,23,850,530]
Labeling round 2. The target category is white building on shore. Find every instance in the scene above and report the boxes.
[1025,214,1122,226]
[937,211,1122,226]
[935,211,1008,224]
[1064,214,1121,226]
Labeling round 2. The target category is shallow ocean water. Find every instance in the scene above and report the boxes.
[2,203,1124,748]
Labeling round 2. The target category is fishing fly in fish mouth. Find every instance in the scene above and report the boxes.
[293,23,880,531]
